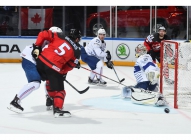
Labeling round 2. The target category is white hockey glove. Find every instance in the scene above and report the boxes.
[146,70,160,85]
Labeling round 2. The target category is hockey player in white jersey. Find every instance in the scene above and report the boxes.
[7,26,62,113]
[121,44,167,106]
[81,28,113,85]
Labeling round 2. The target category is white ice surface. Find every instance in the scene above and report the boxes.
[0,63,191,134]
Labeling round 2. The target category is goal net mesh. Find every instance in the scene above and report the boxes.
[160,40,191,109]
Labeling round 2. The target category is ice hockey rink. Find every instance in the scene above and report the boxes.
[0,63,191,136]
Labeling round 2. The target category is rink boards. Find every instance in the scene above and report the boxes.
[0,37,184,65]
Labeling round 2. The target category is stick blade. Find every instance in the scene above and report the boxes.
[120,78,125,83]
[79,86,90,94]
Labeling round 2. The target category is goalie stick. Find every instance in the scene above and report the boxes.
[64,79,89,94]
[81,66,128,87]
[111,63,125,83]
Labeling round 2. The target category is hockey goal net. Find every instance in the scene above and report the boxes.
[160,40,191,109]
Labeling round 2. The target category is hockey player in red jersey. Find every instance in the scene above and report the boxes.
[143,26,171,63]
[34,29,81,117]
[7,26,63,113]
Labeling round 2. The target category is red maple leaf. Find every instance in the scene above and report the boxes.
[31,13,41,25]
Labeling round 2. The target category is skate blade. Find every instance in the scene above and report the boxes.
[46,106,53,111]
[54,113,71,118]
[97,83,107,87]
[7,105,22,114]
[88,82,98,85]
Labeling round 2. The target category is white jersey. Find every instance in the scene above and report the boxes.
[20,45,36,64]
[85,37,107,62]
[134,54,159,83]
[20,41,49,65]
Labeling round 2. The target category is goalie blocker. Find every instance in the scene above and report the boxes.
[121,87,168,106]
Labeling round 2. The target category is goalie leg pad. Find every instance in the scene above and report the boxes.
[131,88,162,106]
[134,81,150,90]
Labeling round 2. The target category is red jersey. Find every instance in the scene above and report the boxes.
[144,33,171,52]
[35,30,81,74]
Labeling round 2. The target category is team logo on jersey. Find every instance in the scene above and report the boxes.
[116,43,130,59]
[143,58,148,61]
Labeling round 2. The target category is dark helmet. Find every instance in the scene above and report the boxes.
[68,29,81,40]
[184,40,191,43]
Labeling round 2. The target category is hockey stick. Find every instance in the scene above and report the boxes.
[111,64,125,83]
[64,79,89,94]
[81,66,128,87]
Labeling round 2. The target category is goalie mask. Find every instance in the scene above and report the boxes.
[135,44,147,58]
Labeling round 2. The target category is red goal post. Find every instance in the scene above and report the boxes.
[160,40,191,109]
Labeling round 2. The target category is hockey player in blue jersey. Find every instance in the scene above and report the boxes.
[81,28,113,85]
[121,44,167,106]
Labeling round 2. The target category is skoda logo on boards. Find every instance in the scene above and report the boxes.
[116,43,130,59]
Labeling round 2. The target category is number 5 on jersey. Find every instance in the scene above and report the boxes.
[54,43,71,56]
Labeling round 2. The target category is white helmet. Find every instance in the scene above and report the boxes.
[97,28,106,36]
[158,26,166,32]
[135,44,147,58]
[49,26,62,33]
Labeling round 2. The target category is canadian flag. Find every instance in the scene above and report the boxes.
[21,8,53,29]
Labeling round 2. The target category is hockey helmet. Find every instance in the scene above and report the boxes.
[158,26,166,32]
[184,40,191,43]
[68,29,81,41]
[135,44,147,58]
[97,28,106,36]
[49,26,62,33]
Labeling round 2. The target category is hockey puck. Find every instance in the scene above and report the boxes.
[164,108,170,113]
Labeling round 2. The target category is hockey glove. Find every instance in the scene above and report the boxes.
[105,61,113,69]
[63,73,67,81]
[31,44,42,60]
[75,61,81,69]
[146,70,160,85]
[106,50,111,61]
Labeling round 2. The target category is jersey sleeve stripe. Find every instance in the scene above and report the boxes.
[142,62,156,71]
[134,65,141,73]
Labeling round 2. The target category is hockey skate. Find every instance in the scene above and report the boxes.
[153,84,159,92]
[7,95,24,113]
[53,107,71,118]
[155,95,168,106]
[88,77,99,85]
[97,78,107,86]
[46,95,53,110]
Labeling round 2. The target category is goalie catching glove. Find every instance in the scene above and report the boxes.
[31,44,42,60]
[146,70,160,85]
